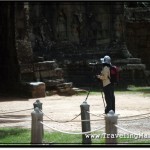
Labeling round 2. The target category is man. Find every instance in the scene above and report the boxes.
[97,55,115,114]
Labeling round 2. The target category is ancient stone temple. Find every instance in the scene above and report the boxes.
[0,2,149,96]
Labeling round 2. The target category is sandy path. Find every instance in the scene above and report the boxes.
[0,92,150,135]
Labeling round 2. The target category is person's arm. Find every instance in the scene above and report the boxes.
[100,74,107,80]
[97,67,108,80]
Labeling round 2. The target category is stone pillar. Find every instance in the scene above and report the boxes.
[15,2,34,82]
[31,107,43,144]
[105,110,118,144]
[80,101,91,144]
[108,2,132,58]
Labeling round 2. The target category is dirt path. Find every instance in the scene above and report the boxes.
[0,92,150,135]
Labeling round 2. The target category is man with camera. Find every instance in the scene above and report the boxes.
[97,55,115,114]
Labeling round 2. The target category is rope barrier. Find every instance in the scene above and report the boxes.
[118,115,150,121]
[40,110,81,123]
[41,110,105,123]
[41,121,105,135]
[115,124,139,136]
[0,108,33,115]
[0,117,91,122]
[87,111,104,117]
[0,115,30,118]
[0,118,31,121]
[0,123,31,128]
[119,112,150,119]
[43,118,105,122]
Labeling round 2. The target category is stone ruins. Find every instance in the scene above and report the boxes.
[0,2,149,97]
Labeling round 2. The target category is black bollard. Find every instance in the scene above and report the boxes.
[80,101,91,144]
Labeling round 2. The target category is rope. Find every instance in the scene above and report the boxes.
[84,91,90,102]
[119,115,150,121]
[87,111,104,117]
[41,121,105,135]
[0,108,33,115]
[0,123,31,128]
[0,118,31,121]
[115,124,139,136]
[41,109,81,123]
[43,118,104,122]
[41,110,105,123]
[81,118,104,122]
[0,115,29,118]
[119,112,150,119]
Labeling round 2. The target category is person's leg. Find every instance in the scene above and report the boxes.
[110,84,115,112]
[103,85,112,114]
[103,86,108,114]
[111,85,115,112]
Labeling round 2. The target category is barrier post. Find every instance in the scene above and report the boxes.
[105,110,118,144]
[31,107,43,144]
[80,101,91,144]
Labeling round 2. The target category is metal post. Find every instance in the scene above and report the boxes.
[31,107,43,144]
[33,99,42,110]
[105,110,118,144]
[80,101,91,144]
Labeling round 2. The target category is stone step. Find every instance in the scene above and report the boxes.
[72,88,88,94]
[57,87,72,93]
[46,90,57,96]
[57,82,73,88]
[34,68,63,80]
[34,61,58,71]
[44,79,64,87]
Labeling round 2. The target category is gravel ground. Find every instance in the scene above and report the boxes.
[0,92,150,137]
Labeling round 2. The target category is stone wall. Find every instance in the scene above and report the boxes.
[15,3,33,65]
[28,2,112,61]
[0,3,19,90]
[27,2,149,87]
[125,8,150,70]
[0,2,149,93]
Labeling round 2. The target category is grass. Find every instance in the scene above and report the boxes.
[126,86,150,97]
[127,85,150,92]
[0,128,150,145]
[0,128,30,145]
[77,86,150,96]
[43,132,82,144]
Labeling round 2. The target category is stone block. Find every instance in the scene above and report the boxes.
[34,61,58,71]
[45,79,64,87]
[27,82,46,98]
[40,70,51,79]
